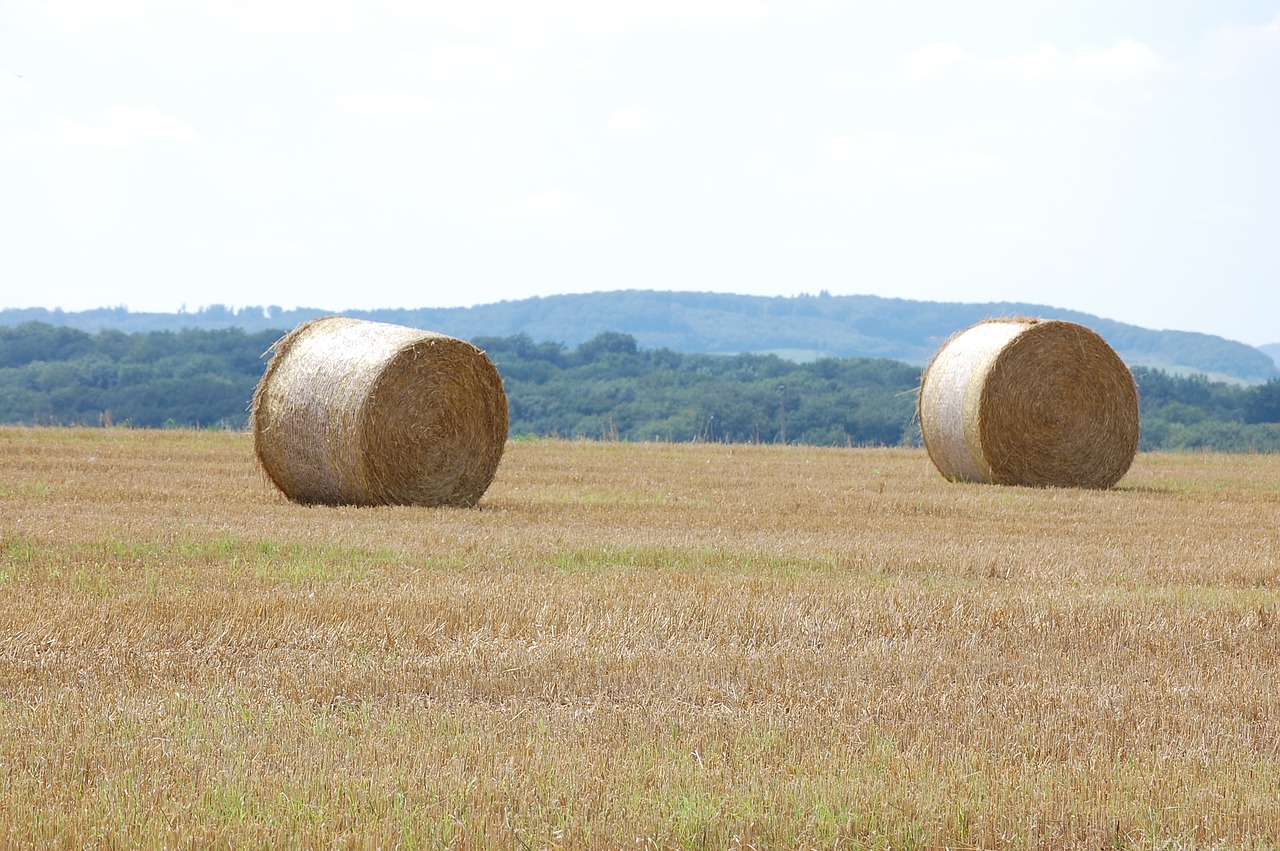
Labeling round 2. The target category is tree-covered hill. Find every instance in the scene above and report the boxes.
[2,322,1278,451]
[3,290,1274,385]
[0,324,281,429]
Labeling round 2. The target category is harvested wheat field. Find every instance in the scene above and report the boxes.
[1,427,1277,849]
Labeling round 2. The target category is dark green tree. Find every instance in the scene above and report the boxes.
[1244,379,1280,424]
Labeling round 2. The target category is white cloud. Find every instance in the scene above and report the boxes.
[977,219,1043,242]
[1066,96,1110,119]
[0,106,201,151]
[900,43,973,79]
[224,239,306,259]
[337,89,498,128]
[13,0,767,39]
[820,132,1001,180]
[195,0,374,35]
[1069,39,1160,79]
[1,70,34,109]
[1195,204,1252,222]
[448,0,770,38]
[12,0,371,33]
[1198,11,1280,79]
[609,105,660,134]
[983,42,1063,81]
[899,39,1160,83]
[821,132,902,170]
[9,0,158,29]
[394,42,532,89]
[1207,11,1280,48]
[475,189,589,220]
[21,0,375,34]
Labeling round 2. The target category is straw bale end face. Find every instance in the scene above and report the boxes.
[917,317,1139,489]
[252,317,508,507]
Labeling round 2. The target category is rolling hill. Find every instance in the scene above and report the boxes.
[3,290,1275,384]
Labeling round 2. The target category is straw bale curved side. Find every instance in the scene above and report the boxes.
[917,317,1139,488]
[252,316,508,507]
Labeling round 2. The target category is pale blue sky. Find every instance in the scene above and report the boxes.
[1,0,1277,345]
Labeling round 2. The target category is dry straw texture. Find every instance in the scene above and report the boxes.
[3,429,1279,847]
[252,316,508,506]
[918,317,1139,488]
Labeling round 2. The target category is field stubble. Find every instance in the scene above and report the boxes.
[0,427,1277,849]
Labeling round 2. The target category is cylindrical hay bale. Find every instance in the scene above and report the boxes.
[252,316,508,507]
[917,317,1139,488]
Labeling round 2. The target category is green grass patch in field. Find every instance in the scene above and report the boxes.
[547,544,840,577]
[1,533,38,565]
[236,541,387,585]
[0,536,429,594]
[0,480,50,499]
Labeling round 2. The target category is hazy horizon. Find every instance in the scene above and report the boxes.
[4,288,1278,350]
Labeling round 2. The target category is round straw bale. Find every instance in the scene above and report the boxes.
[917,317,1138,488]
[252,316,508,507]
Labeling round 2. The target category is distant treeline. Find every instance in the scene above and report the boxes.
[1,322,1278,451]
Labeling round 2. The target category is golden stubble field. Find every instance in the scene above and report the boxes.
[0,426,1277,849]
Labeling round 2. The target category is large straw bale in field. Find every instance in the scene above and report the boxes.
[917,317,1138,489]
[252,316,508,507]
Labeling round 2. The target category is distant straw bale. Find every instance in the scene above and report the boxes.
[917,317,1139,489]
[252,316,508,507]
